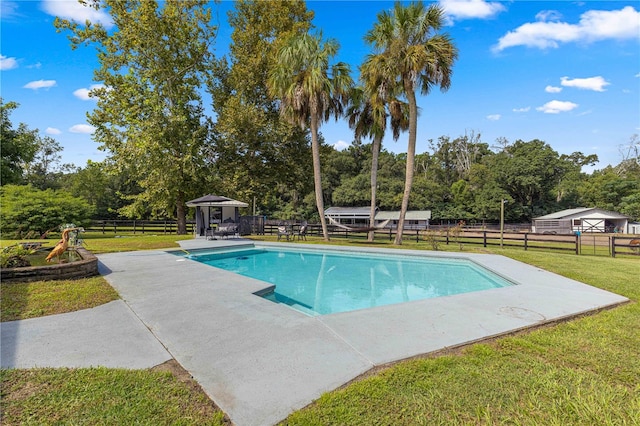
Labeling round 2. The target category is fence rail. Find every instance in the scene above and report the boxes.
[611,236,640,258]
[87,220,195,235]
[87,220,637,257]
[263,224,581,254]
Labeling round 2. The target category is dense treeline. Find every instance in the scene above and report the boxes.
[1,1,639,239]
[3,96,638,233]
[320,135,640,223]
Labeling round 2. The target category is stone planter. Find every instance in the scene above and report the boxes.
[1,247,99,283]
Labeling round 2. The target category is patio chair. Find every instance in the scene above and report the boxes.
[294,224,307,241]
[205,227,216,240]
[277,225,292,241]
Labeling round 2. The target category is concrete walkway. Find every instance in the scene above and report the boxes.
[1,240,629,426]
[1,300,171,369]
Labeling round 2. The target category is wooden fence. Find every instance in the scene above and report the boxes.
[611,236,640,258]
[87,220,637,257]
[87,220,195,235]
[264,223,581,254]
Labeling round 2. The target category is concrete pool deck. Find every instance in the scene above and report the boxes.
[1,240,629,426]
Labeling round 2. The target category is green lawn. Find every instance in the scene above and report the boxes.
[1,234,638,425]
[285,250,640,425]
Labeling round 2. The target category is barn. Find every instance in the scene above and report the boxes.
[324,207,432,230]
[532,208,630,234]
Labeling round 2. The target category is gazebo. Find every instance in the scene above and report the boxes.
[187,194,249,237]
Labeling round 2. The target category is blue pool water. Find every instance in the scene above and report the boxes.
[186,247,514,316]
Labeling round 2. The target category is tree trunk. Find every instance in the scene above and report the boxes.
[394,85,418,245]
[310,116,330,241]
[176,191,187,235]
[368,135,382,242]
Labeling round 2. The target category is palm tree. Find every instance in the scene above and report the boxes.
[268,32,353,241]
[346,84,408,242]
[365,1,458,244]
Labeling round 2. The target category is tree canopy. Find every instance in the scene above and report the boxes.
[55,0,217,233]
[209,0,314,214]
[1,100,39,186]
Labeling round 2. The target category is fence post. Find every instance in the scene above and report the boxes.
[524,233,528,251]
[389,228,392,241]
[113,221,117,233]
[416,230,419,243]
[446,229,450,245]
[611,236,615,258]
[483,231,487,248]
[133,220,136,235]
[575,234,579,255]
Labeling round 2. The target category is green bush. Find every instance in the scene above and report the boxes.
[0,185,95,239]
[0,245,34,268]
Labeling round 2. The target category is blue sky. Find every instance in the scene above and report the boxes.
[1,0,639,171]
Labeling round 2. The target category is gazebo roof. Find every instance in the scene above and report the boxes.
[186,194,248,208]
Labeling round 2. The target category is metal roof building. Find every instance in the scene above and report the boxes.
[532,207,630,234]
[324,207,432,230]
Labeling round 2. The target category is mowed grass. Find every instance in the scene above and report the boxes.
[2,234,639,425]
[0,367,227,425]
[1,276,119,322]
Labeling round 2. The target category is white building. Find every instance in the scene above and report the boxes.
[532,208,630,234]
[324,207,431,230]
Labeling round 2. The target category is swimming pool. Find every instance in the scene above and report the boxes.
[185,246,515,316]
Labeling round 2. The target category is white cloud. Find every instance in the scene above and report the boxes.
[560,76,610,92]
[513,107,530,113]
[535,10,563,22]
[42,0,113,28]
[494,6,640,51]
[333,140,349,151]
[486,114,501,121]
[545,85,562,93]
[536,100,579,114]
[69,124,96,134]
[0,55,18,70]
[27,62,42,69]
[0,1,20,20]
[636,72,640,77]
[46,127,62,135]
[23,79,57,90]
[440,0,505,20]
[73,84,104,101]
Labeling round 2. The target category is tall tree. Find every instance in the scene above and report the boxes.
[0,100,39,185]
[490,139,563,221]
[24,136,66,190]
[209,0,313,214]
[268,32,353,240]
[55,0,216,233]
[364,1,458,244]
[346,84,408,241]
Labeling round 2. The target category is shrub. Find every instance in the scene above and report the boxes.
[0,185,95,239]
[0,245,35,268]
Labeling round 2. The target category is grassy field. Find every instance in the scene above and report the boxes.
[1,234,638,425]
